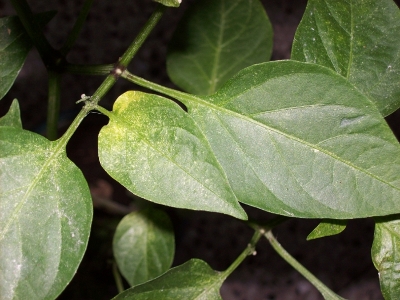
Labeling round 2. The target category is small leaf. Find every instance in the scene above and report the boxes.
[0,11,56,101]
[0,125,92,299]
[0,99,22,128]
[184,61,400,218]
[112,259,223,300]
[167,0,273,95]
[307,220,347,240]
[372,215,400,299]
[153,0,181,7]
[113,208,175,286]
[291,0,400,116]
[98,91,247,220]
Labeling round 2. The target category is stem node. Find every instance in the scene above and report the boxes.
[111,62,126,79]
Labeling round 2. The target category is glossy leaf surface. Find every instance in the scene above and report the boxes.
[98,91,247,219]
[372,215,400,299]
[113,208,175,286]
[112,259,223,300]
[0,12,55,100]
[167,0,272,95]
[291,0,400,116]
[185,61,400,218]
[307,220,347,240]
[0,104,92,299]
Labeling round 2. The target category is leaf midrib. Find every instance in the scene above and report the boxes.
[183,90,399,192]
[208,1,226,95]
[0,136,66,242]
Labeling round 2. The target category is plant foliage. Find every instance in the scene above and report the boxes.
[1,0,400,298]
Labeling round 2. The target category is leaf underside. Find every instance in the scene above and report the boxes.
[0,12,55,101]
[167,0,273,95]
[188,61,400,218]
[101,60,400,219]
[112,259,223,300]
[98,91,247,219]
[292,0,400,116]
[307,219,347,240]
[372,215,400,299]
[113,208,175,287]
[0,103,92,299]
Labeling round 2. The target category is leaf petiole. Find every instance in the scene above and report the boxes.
[89,4,166,106]
[60,0,94,56]
[220,229,262,280]
[46,70,61,140]
[264,230,346,300]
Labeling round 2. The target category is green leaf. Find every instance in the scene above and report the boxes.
[372,215,400,299]
[112,259,223,300]
[113,208,175,287]
[0,99,22,128]
[0,126,92,299]
[167,0,273,95]
[153,0,181,7]
[98,91,247,220]
[184,60,400,218]
[291,0,400,117]
[307,220,347,240]
[0,11,56,101]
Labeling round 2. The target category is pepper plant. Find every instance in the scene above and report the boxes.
[1,0,400,299]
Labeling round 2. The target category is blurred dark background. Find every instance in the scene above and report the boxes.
[1,0,399,299]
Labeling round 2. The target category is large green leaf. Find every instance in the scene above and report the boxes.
[184,60,400,218]
[167,0,272,95]
[112,259,223,300]
[0,103,92,299]
[372,215,400,299]
[0,11,55,101]
[113,208,175,286]
[291,0,400,117]
[98,91,247,220]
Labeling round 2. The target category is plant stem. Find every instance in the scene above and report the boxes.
[60,0,94,56]
[90,4,166,105]
[264,230,346,300]
[62,63,114,76]
[10,0,60,67]
[112,261,125,294]
[56,101,93,147]
[220,230,262,280]
[248,216,291,232]
[119,5,166,68]
[47,71,61,140]
[121,70,197,106]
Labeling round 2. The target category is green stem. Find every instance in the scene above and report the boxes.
[90,4,166,105]
[95,105,112,118]
[119,5,166,68]
[220,230,262,280]
[264,230,346,300]
[248,216,291,232]
[121,70,197,106]
[60,0,94,56]
[62,63,114,76]
[47,71,61,140]
[10,0,60,67]
[56,98,98,148]
[112,261,125,294]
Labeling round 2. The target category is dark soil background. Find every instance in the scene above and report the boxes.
[1,0,400,299]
